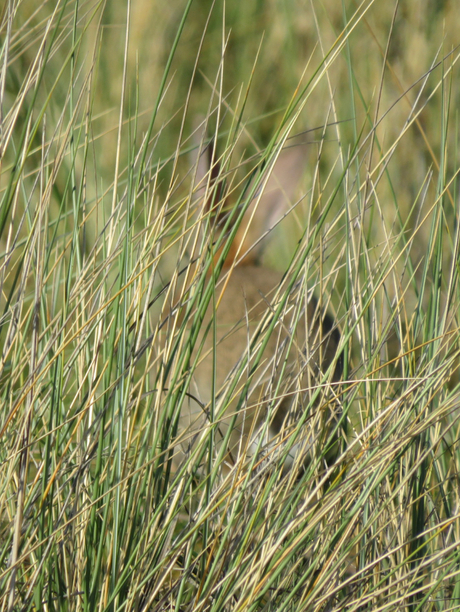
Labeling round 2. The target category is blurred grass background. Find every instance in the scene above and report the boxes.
[4,0,459,286]
[2,0,460,610]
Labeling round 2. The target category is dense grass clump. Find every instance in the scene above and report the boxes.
[1,1,460,610]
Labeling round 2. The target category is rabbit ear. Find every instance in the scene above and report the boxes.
[190,116,213,197]
[190,119,308,268]
[190,116,230,220]
[232,138,308,266]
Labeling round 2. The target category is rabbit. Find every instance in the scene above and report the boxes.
[167,127,342,477]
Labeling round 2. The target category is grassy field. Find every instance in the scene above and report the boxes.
[1,1,460,610]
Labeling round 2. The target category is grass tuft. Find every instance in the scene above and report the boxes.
[1,1,460,611]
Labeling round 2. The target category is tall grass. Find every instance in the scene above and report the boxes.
[1,1,460,610]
